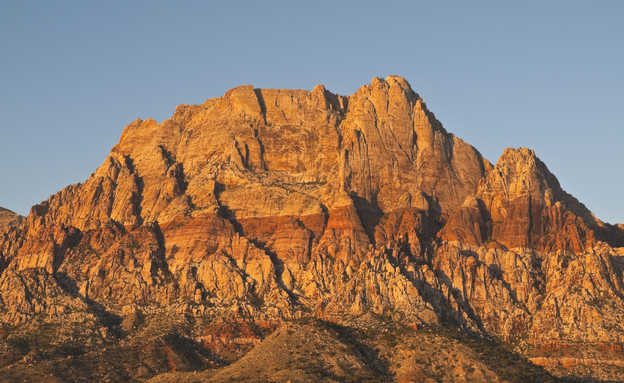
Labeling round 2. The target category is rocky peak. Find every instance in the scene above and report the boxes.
[437,147,613,253]
[0,207,22,231]
[480,148,565,207]
[363,75,418,98]
[477,148,599,251]
[479,148,560,220]
[25,78,489,237]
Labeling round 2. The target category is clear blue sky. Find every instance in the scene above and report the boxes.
[1,1,623,224]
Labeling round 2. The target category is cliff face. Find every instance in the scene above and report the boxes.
[2,76,624,381]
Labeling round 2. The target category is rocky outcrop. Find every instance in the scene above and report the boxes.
[0,207,22,231]
[2,76,624,381]
[0,208,23,275]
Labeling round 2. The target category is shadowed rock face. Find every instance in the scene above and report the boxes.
[2,76,624,381]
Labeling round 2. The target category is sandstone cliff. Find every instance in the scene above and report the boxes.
[1,76,624,381]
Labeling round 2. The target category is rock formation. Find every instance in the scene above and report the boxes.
[0,207,22,231]
[1,76,623,381]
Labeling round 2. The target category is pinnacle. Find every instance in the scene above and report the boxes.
[369,75,413,92]
[385,75,412,89]
[501,147,536,159]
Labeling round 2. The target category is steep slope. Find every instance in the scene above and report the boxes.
[1,76,624,381]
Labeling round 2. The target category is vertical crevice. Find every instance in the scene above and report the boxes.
[253,88,267,123]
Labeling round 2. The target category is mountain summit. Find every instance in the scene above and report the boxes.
[1,77,623,381]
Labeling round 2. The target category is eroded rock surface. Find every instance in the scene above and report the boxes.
[0,207,22,231]
[2,76,624,381]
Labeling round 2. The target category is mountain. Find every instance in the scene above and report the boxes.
[1,76,623,382]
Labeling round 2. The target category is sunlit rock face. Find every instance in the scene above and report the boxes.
[2,76,624,381]
[0,207,22,231]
